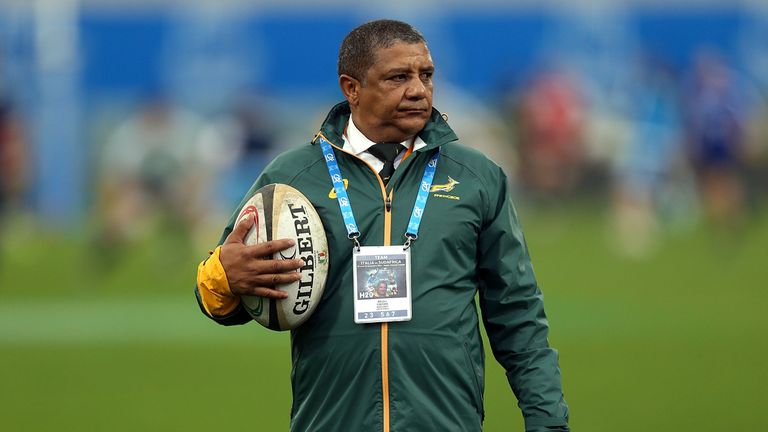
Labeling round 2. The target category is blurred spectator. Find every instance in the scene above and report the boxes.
[610,57,687,256]
[684,51,747,229]
[742,101,768,205]
[434,83,515,184]
[0,97,27,222]
[94,93,219,260]
[516,70,586,202]
[206,95,277,210]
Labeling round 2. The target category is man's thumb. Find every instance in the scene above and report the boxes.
[225,214,255,245]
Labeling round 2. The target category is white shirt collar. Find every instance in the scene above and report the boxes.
[343,116,426,154]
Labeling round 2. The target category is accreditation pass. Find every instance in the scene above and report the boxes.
[353,246,412,324]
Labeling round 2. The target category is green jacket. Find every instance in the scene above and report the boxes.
[196,102,569,431]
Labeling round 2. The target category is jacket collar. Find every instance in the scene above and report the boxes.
[313,101,458,151]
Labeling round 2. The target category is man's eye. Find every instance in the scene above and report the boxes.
[390,74,407,82]
[420,72,433,81]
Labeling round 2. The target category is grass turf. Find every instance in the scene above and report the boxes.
[0,207,766,431]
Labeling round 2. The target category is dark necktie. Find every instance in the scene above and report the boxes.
[367,142,401,185]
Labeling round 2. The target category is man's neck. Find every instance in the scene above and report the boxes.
[347,116,411,154]
[348,114,414,145]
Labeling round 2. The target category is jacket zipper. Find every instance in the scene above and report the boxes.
[381,189,394,432]
[317,132,392,432]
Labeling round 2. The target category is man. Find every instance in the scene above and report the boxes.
[374,280,389,298]
[0,98,26,222]
[196,19,569,431]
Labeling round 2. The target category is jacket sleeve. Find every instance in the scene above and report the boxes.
[195,246,253,326]
[476,167,570,432]
[194,237,253,326]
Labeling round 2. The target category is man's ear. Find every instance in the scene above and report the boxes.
[339,74,361,107]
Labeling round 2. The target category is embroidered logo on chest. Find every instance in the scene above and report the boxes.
[430,176,460,200]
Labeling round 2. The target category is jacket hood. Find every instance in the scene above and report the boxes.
[313,101,459,151]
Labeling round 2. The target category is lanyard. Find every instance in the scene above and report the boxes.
[316,135,439,249]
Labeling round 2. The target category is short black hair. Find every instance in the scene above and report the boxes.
[338,19,426,82]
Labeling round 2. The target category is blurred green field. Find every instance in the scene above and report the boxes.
[1,207,766,431]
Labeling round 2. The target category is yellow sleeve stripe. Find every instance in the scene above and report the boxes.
[196,246,240,317]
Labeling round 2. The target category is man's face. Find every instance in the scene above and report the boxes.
[377,282,388,296]
[344,42,434,143]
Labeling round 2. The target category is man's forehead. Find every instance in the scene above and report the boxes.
[371,41,433,70]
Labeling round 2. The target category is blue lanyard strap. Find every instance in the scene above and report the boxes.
[318,136,360,241]
[405,150,439,243]
[316,134,440,249]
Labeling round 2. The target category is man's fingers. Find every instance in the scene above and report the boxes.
[224,214,255,245]
[237,286,290,299]
[246,238,297,259]
[252,258,305,274]
[247,271,303,287]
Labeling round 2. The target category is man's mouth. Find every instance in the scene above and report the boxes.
[398,108,428,115]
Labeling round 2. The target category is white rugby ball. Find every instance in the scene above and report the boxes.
[235,184,329,331]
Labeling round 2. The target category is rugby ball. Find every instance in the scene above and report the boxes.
[235,184,329,331]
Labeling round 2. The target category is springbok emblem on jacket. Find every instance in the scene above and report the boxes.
[430,176,460,193]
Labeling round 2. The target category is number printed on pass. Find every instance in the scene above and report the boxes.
[352,246,412,324]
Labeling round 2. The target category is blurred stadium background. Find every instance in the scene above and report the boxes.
[1,0,766,430]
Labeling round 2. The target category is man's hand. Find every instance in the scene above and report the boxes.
[219,214,304,299]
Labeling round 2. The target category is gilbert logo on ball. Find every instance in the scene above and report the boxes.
[235,184,329,331]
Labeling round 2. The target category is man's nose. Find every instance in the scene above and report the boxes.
[405,77,428,99]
